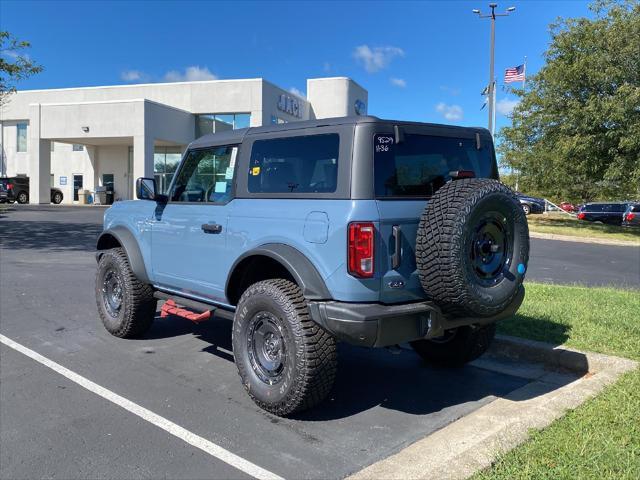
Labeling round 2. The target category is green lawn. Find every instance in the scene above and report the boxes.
[526,214,640,243]
[474,283,640,480]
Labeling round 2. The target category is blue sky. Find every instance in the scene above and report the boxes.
[2,0,592,132]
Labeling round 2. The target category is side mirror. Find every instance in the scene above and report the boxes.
[136,177,157,201]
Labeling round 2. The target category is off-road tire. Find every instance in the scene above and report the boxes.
[416,178,529,318]
[17,191,28,204]
[95,247,156,338]
[410,323,496,367]
[232,279,337,416]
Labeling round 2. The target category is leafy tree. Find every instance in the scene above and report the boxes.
[0,31,43,106]
[498,0,640,203]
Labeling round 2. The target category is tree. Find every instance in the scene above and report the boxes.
[0,31,43,106]
[498,0,640,203]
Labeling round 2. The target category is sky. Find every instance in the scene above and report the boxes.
[1,0,593,133]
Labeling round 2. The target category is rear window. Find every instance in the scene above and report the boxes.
[374,133,496,198]
[248,134,339,194]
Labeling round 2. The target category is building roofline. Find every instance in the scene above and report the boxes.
[14,78,266,94]
[307,76,367,91]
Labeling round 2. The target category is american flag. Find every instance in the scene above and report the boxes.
[504,64,525,83]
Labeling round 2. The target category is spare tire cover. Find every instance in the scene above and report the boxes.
[416,178,529,317]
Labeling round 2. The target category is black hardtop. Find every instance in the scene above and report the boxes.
[188,116,491,149]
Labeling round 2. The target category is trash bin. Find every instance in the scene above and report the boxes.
[78,189,90,205]
[105,189,114,205]
[94,186,107,205]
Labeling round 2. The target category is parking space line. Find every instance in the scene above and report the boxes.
[0,334,284,480]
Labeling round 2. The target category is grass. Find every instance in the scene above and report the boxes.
[526,213,640,243]
[474,282,640,480]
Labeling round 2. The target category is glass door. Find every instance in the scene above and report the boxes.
[73,174,83,201]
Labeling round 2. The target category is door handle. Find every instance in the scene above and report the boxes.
[201,223,223,234]
[391,225,401,269]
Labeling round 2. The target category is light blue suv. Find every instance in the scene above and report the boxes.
[95,116,529,415]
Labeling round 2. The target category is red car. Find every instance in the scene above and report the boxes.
[559,202,577,213]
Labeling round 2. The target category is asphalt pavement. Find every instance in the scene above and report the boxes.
[0,205,637,479]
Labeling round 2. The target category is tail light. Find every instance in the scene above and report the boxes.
[348,222,375,278]
[7,183,13,191]
[577,212,585,220]
[626,213,636,221]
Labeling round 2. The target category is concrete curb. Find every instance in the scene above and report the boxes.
[347,336,638,480]
[529,231,639,247]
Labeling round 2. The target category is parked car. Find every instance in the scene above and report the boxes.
[95,116,529,416]
[0,177,63,204]
[622,203,640,228]
[559,202,577,213]
[516,193,545,215]
[576,202,629,226]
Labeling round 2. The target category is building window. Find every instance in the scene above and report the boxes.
[154,146,183,194]
[195,113,251,138]
[102,174,114,190]
[271,115,287,125]
[16,123,27,152]
[72,144,84,151]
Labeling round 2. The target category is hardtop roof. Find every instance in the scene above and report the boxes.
[188,115,490,149]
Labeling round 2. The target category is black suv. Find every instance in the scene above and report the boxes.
[0,177,64,204]
[577,202,629,226]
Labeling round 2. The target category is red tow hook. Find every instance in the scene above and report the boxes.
[160,299,211,323]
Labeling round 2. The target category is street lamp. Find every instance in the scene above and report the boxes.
[473,4,516,136]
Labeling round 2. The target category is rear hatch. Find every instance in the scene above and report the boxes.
[372,126,497,303]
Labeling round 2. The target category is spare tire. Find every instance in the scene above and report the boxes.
[416,178,529,318]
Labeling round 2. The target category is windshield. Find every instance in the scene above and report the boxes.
[374,133,497,198]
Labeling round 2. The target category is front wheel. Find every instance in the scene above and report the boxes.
[410,324,496,367]
[522,204,531,215]
[232,279,337,416]
[95,248,156,338]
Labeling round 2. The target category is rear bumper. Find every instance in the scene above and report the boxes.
[308,287,525,347]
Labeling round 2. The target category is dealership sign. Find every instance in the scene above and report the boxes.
[277,94,302,118]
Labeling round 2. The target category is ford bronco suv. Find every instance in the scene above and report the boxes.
[95,116,529,416]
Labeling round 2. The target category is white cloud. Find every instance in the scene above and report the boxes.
[121,70,145,82]
[390,77,406,88]
[164,66,217,82]
[436,102,464,121]
[353,45,405,73]
[496,98,520,116]
[289,87,306,98]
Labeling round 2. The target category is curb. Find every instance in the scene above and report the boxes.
[347,336,638,480]
[529,231,639,247]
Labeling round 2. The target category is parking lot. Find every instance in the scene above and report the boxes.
[0,206,637,479]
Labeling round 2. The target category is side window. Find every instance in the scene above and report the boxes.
[170,146,237,203]
[248,134,339,194]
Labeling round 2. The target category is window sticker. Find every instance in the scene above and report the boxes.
[225,166,234,179]
[252,166,261,176]
[215,181,228,193]
[229,147,237,168]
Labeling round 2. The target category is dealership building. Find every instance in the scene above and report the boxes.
[0,77,367,203]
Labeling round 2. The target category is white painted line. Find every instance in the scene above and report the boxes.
[0,334,284,480]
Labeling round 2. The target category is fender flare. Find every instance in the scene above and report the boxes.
[96,226,150,284]
[226,243,332,301]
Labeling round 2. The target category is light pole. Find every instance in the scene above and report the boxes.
[473,4,516,136]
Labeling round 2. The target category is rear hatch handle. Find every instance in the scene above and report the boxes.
[392,225,401,269]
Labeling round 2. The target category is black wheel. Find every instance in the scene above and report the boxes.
[52,192,63,204]
[410,323,496,367]
[522,204,531,215]
[232,279,337,416]
[95,248,156,338]
[416,178,529,318]
[17,191,28,204]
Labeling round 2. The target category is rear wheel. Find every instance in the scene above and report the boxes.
[522,204,531,215]
[95,248,156,338]
[410,323,496,367]
[232,279,337,416]
[52,192,63,204]
[17,191,28,204]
